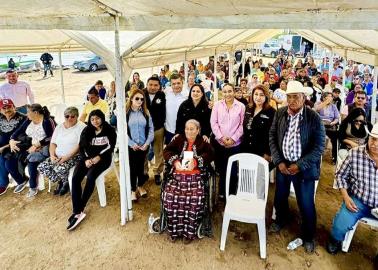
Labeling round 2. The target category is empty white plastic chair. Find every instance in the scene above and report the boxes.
[49,103,68,124]
[220,153,269,259]
[64,159,119,207]
[342,217,378,252]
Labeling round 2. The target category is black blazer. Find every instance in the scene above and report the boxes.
[242,106,276,157]
[143,89,166,131]
[175,99,212,137]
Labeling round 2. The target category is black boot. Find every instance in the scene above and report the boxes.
[53,181,63,195]
[59,182,70,196]
[326,236,341,255]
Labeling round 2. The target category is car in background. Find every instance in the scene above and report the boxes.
[260,43,282,58]
[73,55,106,72]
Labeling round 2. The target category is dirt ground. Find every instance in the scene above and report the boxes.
[0,69,377,270]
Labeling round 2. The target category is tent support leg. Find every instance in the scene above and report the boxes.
[58,49,65,104]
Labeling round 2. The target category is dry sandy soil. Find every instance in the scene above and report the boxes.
[0,69,377,270]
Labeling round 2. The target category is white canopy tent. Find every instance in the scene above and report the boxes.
[1,1,378,30]
[1,0,378,226]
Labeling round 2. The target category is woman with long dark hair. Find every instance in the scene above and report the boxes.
[175,83,211,142]
[126,89,154,201]
[242,84,276,165]
[67,109,116,230]
[9,103,55,198]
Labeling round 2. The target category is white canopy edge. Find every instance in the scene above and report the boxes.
[1,11,378,31]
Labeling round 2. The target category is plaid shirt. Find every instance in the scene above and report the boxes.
[335,145,378,208]
[282,109,303,162]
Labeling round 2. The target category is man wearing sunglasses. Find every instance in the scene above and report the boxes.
[341,90,368,121]
[0,99,27,195]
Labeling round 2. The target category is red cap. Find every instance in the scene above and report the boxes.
[331,76,339,82]
[0,99,15,109]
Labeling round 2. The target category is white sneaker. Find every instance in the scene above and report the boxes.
[137,187,147,198]
[371,208,378,219]
[131,191,137,201]
[26,188,38,198]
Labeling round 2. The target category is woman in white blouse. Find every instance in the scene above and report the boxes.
[38,107,85,195]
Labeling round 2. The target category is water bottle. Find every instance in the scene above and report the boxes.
[287,238,303,250]
[148,213,155,233]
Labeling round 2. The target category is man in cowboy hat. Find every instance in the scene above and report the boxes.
[269,80,325,253]
[327,122,378,256]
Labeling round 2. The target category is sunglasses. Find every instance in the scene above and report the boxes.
[356,96,366,100]
[353,120,366,124]
[65,115,76,119]
[134,97,144,101]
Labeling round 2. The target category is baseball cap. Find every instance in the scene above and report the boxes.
[0,99,15,109]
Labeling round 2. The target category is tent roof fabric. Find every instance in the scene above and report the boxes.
[1,1,378,30]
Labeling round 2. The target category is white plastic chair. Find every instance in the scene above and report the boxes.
[220,153,269,259]
[342,217,378,252]
[24,169,45,191]
[49,103,67,124]
[64,159,119,207]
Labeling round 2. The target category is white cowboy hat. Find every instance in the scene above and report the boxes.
[286,80,306,95]
[366,123,378,139]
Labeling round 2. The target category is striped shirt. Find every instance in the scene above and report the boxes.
[335,145,378,208]
[282,109,303,162]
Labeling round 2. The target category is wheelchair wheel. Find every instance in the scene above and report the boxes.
[197,223,204,239]
[151,217,161,233]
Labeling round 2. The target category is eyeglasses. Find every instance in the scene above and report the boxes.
[356,96,366,100]
[252,77,258,79]
[65,115,76,119]
[353,120,366,124]
[134,97,144,101]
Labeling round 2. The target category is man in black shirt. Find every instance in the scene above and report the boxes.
[143,77,166,184]
[40,52,54,78]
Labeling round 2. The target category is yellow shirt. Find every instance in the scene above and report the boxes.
[83,99,109,122]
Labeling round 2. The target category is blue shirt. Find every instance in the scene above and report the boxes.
[127,109,154,147]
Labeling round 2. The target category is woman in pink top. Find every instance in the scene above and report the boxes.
[210,83,245,199]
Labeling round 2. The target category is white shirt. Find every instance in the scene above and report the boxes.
[164,87,187,133]
[51,122,85,157]
[0,81,34,107]
[26,122,46,145]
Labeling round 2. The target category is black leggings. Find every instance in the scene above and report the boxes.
[71,158,111,214]
[128,147,148,191]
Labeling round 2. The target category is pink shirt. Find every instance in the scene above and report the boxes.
[0,81,34,107]
[210,99,245,146]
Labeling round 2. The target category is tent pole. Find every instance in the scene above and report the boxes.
[342,50,347,90]
[371,65,378,124]
[114,15,132,225]
[241,48,245,81]
[213,52,218,102]
[58,49,65,104]
[228,51,233,83]
[184,53,188,87]
[328,49,333,85]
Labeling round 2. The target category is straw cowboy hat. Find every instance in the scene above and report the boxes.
[286,80,311,96]
[367,123,378,139]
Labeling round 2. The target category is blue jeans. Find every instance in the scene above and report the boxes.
[28,162,40,189]
[274,171,316,241]
[331,196,374,241]
[0,155,25,188]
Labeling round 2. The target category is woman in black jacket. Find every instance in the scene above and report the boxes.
[242,84,276,166]
[175,84,211,142]
[67,110,116,231]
